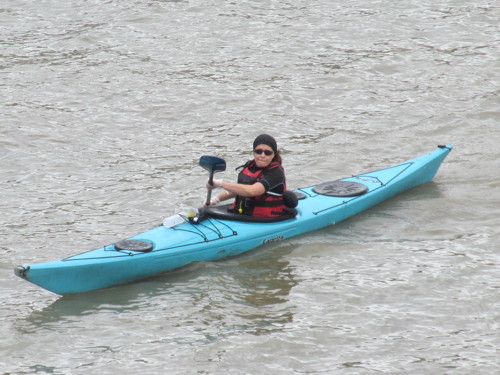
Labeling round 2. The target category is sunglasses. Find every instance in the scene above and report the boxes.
[254,148,274,156]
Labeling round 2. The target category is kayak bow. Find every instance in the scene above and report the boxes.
[14,145,452,295]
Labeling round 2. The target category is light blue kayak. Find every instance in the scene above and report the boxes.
[15,145,452,295]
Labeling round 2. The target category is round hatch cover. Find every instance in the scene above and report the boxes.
[313,180,368,197]
[114,239,153,252]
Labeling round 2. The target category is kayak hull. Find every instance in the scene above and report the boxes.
[15,145,452,295]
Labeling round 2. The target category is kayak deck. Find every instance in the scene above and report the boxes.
[14,145,452,295]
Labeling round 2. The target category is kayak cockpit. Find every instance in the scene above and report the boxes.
[203,204,298,223]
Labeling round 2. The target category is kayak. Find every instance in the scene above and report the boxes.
[14,145,452,295]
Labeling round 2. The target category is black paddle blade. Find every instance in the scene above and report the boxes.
[199,155,226,174]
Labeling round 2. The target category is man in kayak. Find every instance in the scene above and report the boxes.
[206,134,287,218]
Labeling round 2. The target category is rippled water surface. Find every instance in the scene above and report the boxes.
[1,0,499,374]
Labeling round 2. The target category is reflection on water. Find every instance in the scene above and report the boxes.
[226,251,297,335]
[17,244,298,340]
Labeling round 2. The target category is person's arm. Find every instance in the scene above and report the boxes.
[214,180,265,198]
[209,189,236,205]
[207,170,276,206]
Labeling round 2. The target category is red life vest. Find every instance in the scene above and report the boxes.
[232,161,287,217]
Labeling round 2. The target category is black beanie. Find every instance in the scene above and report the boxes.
[253,134,277,152]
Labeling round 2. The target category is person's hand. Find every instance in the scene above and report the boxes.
[204,196,220,207]
[206,179,223,190]
[210,196,220,205]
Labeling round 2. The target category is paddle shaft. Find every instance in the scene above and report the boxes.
[199,155,226,206]
[205,172,214,206]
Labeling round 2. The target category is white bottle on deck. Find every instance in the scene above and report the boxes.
[162,214,185,228]
[162,208,198,228]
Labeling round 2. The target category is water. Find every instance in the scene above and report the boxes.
[1,0,499,373]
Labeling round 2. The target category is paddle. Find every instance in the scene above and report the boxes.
[199,155,226,206]
[163,156,226,228]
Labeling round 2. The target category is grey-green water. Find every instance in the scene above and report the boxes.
[1,0,498,374]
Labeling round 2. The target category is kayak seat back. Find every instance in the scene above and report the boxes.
[204,204,297,223]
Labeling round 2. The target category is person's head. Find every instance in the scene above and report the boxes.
[252,134,282,167]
